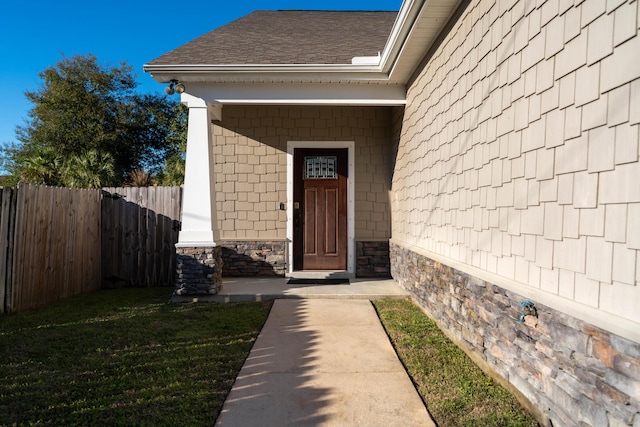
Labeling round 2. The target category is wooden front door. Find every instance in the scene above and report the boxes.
[293,148,348,270]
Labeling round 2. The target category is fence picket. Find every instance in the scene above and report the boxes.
[12,183,27,312]
[0,189,7,315]
[51,187,64,303]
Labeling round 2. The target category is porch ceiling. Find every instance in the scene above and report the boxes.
[181,82,407,106]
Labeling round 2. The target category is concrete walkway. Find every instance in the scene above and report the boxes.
[215,298,435,426]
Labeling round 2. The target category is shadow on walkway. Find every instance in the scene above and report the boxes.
[215,299,434,426]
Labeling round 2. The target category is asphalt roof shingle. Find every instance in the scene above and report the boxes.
[148,10,398,66]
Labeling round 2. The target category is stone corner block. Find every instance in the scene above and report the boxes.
[175,246,223,295]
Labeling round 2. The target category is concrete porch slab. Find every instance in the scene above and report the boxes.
[171,277,410,303]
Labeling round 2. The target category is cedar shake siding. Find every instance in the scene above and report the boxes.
[391,0,640,425]
[212,105,393,277]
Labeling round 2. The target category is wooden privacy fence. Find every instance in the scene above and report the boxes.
[1,183,102,314]
[101,186,182,288]
[0,184,182,314]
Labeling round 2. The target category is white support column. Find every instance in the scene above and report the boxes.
[177,94,218,246]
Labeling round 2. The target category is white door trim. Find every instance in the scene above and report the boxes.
[286,141,355,275]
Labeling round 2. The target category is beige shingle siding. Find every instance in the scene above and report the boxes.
[393,0,640,323]
[148,11,397,66]
[212,105,393,241]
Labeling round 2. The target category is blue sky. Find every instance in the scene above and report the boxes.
[0,0,402,151]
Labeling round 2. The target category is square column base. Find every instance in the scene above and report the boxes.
[175,246,222,295]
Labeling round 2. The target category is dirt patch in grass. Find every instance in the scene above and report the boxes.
[0,288,271,426]
[374,299,539,427]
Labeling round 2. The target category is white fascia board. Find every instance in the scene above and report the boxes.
[351,54,381,65]
[182,82,406,105]
[378,0,425,75]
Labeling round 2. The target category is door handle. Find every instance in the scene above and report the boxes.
[294,204,300,227]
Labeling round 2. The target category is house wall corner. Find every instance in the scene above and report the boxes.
[392,0,640,424]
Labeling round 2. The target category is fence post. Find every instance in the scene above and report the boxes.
[0,187,17,314]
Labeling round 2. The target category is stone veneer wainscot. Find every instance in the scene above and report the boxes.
[356,241,391,277]
[219,241,286,276]
[219,240,392,278]
[391,242,640,427]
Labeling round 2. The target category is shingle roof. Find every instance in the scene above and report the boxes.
[147,10,398,66]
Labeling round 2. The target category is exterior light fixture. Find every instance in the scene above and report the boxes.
[165,80,185,95]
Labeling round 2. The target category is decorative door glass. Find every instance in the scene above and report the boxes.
[304,156,338,179]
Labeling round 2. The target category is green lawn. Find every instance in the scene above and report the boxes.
[0,288,271,426]
[374,299,539,427]
[1,289,538,426]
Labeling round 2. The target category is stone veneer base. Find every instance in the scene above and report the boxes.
[219,241,286,276]
[390,242,640,427]
[356,241,391,278]
[219,240,392,278]
[175,246,222,295]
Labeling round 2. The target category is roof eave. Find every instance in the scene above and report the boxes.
[378,0,424,75]
[143,0,463,87]
[362,0,468,83]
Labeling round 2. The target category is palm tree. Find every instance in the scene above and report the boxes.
[20,146,64,185]
[125,169,153,187]
[159,153,184,186]
[63,149,116,188]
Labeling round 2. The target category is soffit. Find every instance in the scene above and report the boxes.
[387,0,464,84]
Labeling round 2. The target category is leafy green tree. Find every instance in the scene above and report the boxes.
[158,103,187,186]
[2,54,181,187]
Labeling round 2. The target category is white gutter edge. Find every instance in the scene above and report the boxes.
[142,63,383,74]
[378,0,424,74]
